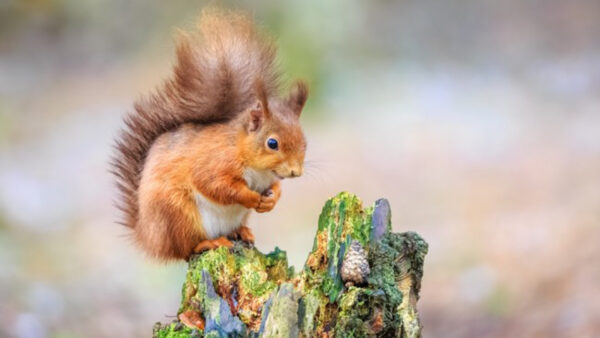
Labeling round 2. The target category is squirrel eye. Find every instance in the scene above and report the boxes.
[267,138,279,150]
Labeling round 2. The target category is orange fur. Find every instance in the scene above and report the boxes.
[113,9,309,261]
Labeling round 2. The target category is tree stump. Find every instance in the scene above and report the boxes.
[153,192,428,337]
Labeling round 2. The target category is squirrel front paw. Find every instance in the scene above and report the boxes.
[255,190,277,213]
[238,190,262,209]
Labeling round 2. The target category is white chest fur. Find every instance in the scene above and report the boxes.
[243,168,277,193]
[195,168,276,239]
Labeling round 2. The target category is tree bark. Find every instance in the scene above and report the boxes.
[153,192,428,338]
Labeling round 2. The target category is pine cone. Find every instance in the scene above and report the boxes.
[341,240,370,286]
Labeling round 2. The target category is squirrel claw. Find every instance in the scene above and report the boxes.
[229,225,255,244]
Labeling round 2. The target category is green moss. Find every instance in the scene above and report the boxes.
[368,237,404,306]
[342,195,370,248]
[178,244,293,334]
[156,192,428,338]
[184,244,290,301]
[179,246,237,314]
[265,247,294,280]
[240,269,274,298]
[308,192,373,302]
[357,206,374,246]
[236,250,274,297]
[387,232,429,295]
[335,287,367,335]
[154,322,198,338]
[316,199,334,233]
[188,246,236,289]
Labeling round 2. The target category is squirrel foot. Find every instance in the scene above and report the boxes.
[228,225,255,244]
[193,236,233,253]
[178,310,205,330]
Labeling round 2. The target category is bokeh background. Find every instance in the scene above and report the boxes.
[1,0,600,337]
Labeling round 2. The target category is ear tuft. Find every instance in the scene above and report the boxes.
[248,101,264,132]
[287,81,309,117]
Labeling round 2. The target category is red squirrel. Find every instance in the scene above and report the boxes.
[111,9,308,261]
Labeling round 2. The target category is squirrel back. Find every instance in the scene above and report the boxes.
[112,9,282,229]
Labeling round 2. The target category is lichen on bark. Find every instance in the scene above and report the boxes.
[153,192,428,337]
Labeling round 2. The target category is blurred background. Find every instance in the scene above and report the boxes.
[1,0,599,337]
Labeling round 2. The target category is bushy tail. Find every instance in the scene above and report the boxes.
[111,8,281,228]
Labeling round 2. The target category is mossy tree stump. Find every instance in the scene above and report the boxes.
[153,192,428,338]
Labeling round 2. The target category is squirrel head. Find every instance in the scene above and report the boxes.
[237,81,308,179]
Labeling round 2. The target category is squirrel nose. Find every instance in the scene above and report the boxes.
[290,167,302,177]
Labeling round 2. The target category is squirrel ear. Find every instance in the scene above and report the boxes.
[248,101,265,132]
[286,81,309,117]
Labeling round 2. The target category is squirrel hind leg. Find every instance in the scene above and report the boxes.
[227,225,255,244]
[192,236,234,254]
